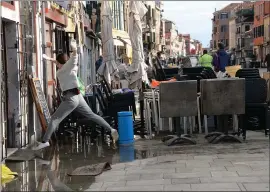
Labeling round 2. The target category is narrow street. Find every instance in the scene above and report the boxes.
[1,1,270,191]
[2,131,269,191]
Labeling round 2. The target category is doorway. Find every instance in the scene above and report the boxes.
[1,21,9,160]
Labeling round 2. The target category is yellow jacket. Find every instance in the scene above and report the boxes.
[199,54,213,68]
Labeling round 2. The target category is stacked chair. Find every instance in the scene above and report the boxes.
[153,58,180,81]
[56,77,136,146]
[236,69,269,136]
[235,68,261,79]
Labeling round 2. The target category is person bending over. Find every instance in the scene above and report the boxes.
[33,40,118,150]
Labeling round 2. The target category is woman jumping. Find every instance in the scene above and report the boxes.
[33,40,118,150]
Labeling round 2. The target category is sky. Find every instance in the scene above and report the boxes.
[163,1,240,47]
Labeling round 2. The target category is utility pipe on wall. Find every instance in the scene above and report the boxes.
[41,1,48,98]
[0,14,2,185]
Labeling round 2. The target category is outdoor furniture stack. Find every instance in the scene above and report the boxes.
[143,89,160,138]
[235,68,261,79]
[159,80,200,146]
[244,78,268,136]
[236,69,269,136]
[200,78,246,143]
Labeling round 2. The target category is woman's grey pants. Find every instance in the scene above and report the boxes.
[43,92,112,142]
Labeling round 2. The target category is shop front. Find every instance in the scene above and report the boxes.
[112,29,132,64]
[1,1,28,160]
[44,1,69,111]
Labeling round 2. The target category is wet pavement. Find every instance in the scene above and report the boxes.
[1,131,269,191]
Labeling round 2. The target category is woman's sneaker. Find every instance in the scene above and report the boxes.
[111,129,119,143]
[32,141,50,151]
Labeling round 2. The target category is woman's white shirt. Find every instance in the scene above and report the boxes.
[56,55,79,91]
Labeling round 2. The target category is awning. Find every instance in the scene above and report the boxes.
[117,37,132,46]
[112,29,132,61]
[112,29,130,39]
[113,39,124,46]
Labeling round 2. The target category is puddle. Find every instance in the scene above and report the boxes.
[2,131,269,191]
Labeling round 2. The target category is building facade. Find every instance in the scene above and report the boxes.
[234,2,254,64]
[253,1,265,64]
[1,0,30,160]
[164,20,180,57]
[1,0,100,161]
[211,3,241,50]
[110,1,132,63]
[263,1,270,58]
[183,34,191,55]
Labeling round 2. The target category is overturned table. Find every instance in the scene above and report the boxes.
[200,78,246,143]
[159,80,200,146]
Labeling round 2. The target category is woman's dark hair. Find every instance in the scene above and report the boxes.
[56,53,69,64]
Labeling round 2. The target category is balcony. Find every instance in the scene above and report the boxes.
[236,8,254,17]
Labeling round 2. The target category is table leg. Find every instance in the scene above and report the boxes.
[204,115,208,135]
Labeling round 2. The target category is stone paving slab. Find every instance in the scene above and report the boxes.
[200,176,263,183]
[191,183,241,191]
[164,184,191,191]
[243,183,269,191]
[87,152,269,191]
[175,166,226,172]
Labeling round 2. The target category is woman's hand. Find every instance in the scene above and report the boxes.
[70,39,78,56]
[70,39,77,51]
[43,54,51,60]
[43,54,56,63]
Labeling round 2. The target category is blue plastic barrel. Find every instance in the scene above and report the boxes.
[119,144,135,162]
[118,111,134,145]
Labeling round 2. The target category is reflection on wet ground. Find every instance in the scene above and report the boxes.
[2,131,269,191]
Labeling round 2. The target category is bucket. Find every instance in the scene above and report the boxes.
[118,111,134,145]
[119,144,135,162]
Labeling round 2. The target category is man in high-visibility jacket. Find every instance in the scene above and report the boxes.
[199,50,213,68]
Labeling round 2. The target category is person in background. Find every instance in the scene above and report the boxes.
[230,49,236,66]
[199,49,213,68]
[156,51,164,67]
[264,52,270,72]
[33,40,118,150]
[251,50,257,61]
[95,56,103,72]
[213,42,230,72]
[118,55,129,79]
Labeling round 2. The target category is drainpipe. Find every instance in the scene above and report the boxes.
[41,1,48,98]
[0,19,2,182]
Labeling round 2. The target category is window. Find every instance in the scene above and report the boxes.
[225,39,228,47]
[55,27,68,55]
[241,39,245,47]
[237,27,240,34]
[253,25,265,38]
[220,13,228,19]
[213,27,217,33]
[245,25,250,32]
[213,40,216,48]
[221,25,227,32]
